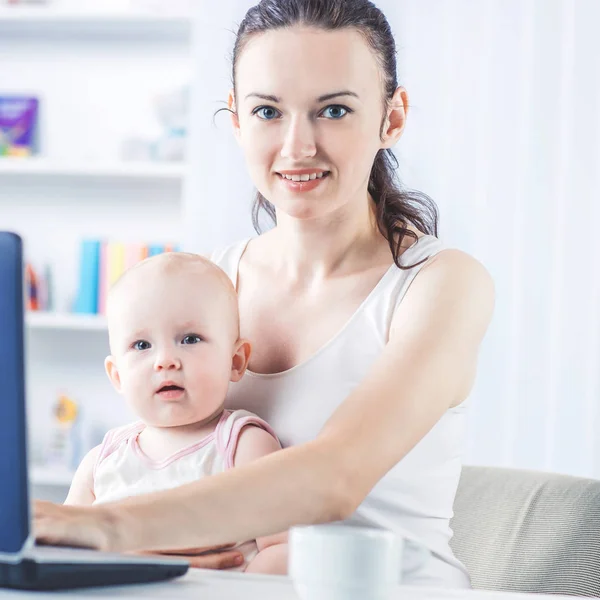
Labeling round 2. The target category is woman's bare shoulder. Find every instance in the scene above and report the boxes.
[391,247,495,340]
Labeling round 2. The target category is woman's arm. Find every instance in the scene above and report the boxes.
[35,249,494,554]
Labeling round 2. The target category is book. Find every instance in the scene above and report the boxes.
[0,96,40,157]
[74,240,100,314]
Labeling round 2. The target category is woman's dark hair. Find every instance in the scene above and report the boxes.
[230,0,438,268]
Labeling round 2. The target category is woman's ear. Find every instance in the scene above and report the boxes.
[230,338,252,382]
[228,89,241,142]
[104,355,122,393]
[381,86,409,149]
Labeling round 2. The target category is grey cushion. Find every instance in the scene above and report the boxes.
[450,466,600,597]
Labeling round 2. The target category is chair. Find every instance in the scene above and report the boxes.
[449,465,600,597]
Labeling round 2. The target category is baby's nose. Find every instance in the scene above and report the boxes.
[154,352,182,370]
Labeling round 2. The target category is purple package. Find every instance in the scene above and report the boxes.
[0,96,39,157]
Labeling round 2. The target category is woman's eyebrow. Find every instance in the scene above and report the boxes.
[244,90,359,102]
[317,91,359,102]
[245,93,280,102]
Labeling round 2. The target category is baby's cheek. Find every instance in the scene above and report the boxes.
[193,361,230,395]
[121,363,149,395]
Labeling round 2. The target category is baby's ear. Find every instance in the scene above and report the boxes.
[104,355,122,393]
[230,339,252,382]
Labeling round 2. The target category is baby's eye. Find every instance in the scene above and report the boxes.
[320,105,350,119]
[253,106,281,120]
[133,340,151,351]
[182,334,202,345]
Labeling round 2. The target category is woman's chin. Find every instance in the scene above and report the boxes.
[270,197,340,223]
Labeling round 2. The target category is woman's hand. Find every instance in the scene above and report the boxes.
[34,500,116,551]
[34,500,244,569]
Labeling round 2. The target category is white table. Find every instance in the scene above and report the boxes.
[0,570,583,600]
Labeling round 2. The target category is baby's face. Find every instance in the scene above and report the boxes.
[106,265,241,428]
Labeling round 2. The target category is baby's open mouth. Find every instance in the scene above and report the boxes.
[157,384,184,393]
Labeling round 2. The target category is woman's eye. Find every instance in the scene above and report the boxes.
[133,340,151,351]
[182,334,202,345]
[253,106,281,120]
[320,105,349,119]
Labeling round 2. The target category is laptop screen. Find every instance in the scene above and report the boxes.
[0,232,30,554]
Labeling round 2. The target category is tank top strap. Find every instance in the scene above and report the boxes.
[389,235,446,312]
[93,421,145,478]
[210,238,251,287]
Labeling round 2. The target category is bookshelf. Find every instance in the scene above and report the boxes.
[0,6,191,39]
[30,465,74,488]
[0,158,185,183]
[2,1,195,502]
[26,312,108,332]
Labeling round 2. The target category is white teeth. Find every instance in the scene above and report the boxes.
[281,172,327,181]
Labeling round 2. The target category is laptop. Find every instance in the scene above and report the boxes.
[0,231,189,590]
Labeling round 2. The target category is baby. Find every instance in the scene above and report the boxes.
[65,252,288,574]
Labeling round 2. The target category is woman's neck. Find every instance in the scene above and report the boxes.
[267,195,386,282]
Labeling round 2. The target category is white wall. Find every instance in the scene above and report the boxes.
[384,0,600,477]
[183,0,257,255]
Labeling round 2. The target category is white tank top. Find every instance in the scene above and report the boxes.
[92,409,279,570]
[212,235,471,588]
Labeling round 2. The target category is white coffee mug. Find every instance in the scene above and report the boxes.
[289,523,429,600]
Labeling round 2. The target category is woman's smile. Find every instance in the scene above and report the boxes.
[275,169,331,192]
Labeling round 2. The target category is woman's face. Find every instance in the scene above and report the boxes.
[230,26,408,222]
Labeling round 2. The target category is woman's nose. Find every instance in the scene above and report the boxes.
[280,116,316,160]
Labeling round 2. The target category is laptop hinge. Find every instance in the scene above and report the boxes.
[0,533,35,563]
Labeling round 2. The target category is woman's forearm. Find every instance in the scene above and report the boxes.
[106,438,351,553]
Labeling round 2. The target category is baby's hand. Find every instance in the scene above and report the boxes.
[136,544,245,570]
[245,542,288,575]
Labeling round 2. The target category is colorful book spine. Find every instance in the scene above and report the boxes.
[97,241,109,315]
[25,263,39,311]
[125,243,145,271]
[74,240,100,314]
[147,244,164,257]
[72,239,178,315]
[107,242,126,288]
[94,240,176,314]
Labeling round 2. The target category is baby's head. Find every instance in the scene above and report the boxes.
[104,252,250,429]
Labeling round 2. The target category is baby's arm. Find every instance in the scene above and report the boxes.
[233,426,289,575]
[245,532,288,575]
[63,445,101,506]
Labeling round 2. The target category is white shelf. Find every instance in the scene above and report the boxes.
[30,465,74,487]
[0,158,185,183]
[0,7,191,37]
[27,312,107,332]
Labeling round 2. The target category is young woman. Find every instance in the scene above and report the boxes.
[35,0,494,588]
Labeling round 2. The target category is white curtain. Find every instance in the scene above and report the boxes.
[384,0,600,477]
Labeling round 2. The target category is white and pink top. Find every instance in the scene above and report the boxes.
[92,409,279,568]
